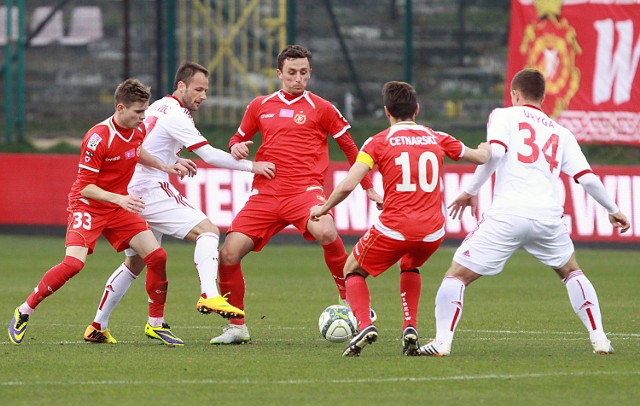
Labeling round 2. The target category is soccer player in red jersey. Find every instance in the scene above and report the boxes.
[8,79,188,345]
[211,45,383,344]
[310,81,490,356]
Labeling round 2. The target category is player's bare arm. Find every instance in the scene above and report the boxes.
[461,142,491,164]
[310,162,370,221]
[80,184,145,214]
[138,148,185,177]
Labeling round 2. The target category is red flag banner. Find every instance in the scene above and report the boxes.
[507,0,640,145]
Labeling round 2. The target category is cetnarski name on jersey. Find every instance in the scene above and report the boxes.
[389,135,437,146]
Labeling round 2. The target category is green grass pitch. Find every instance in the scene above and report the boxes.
[1,234,638,405]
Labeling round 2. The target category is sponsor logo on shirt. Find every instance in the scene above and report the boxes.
[279,109,294,118]
[260,113,275,119]
[125,148,137,159]
[105,156,121,162]
[294,113,306,125]
[87,133,102,150]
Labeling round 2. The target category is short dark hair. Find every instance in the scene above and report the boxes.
[173,62,209,90]
[277,45,312,71]
[114,79,151,108]
[382,81,417,120]
[511,68,545,103]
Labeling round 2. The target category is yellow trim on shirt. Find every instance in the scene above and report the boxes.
[356,152,374,169]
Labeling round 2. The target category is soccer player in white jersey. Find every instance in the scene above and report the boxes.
[419,68,630,357]
[83,62,275,345]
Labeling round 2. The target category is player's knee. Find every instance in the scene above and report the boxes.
[60,255,85,280]
[144,247,167,268]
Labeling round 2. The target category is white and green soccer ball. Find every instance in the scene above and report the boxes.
[318,305,358,343]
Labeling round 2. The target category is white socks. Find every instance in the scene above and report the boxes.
[194,232,221,298]
[564,270,608,342]
[434,276,466,344]
[93,263,137,330]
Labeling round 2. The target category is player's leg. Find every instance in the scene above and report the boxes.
[306,214,348,301]
[9,246,88,344]
[212,231,255,344]
[398,238,443,355]
[184,219,244,319]
[527,219,612,354]
[84,253,145,343]
[128,230,183,346]
[342,256,378,357]
[556,254,613,354]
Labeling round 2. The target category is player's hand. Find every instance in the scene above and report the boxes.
[252,161,276,179]
[169,163,191,179]
[448,191,477,220]
[366,188,384,211]
[231,141,253,160]
[309,205,326,222]
[175,157,197,177]
[119,195,145,214]
[609,211,631,233]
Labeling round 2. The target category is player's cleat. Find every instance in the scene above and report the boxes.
[592,338,614,355]
[196,295,245,319]
[144,322,184,346]
[83,325,117,344]
[8,308,29,345]
[402,326,420,356]
[419,339,451,357]
[342,325,378,357]
[338,297,377,324]
[210,324,251,345]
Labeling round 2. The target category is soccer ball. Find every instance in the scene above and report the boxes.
[318,305,358,343]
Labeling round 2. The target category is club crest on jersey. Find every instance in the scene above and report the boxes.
[279,108,294,118]
[294,113,307,125]
[87,133,102,150]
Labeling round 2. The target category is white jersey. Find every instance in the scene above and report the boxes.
[486,105,591,220]
[129,95,210,189]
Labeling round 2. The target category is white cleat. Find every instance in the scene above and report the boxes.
[592,339,614,355]
[210,324,251,345]
[419,339,451,357]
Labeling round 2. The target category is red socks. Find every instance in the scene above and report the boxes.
[26,256,85,308]
[322,237,348,300]
[345,273,371,330]
[219,263,246,325]
[400,269,422,330]
[144,248,168,318]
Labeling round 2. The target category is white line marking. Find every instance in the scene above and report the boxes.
[2,370,639,387]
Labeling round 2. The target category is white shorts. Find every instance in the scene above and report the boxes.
[453,212,574,276]
[124,181,207,257]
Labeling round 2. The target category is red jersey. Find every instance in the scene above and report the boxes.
[359,122,464,241]
[229,90,372,195]
[68,116,145,212]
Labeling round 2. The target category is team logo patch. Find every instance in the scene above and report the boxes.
[279,108,294,118]
[519,0,581,117]
[294,113,306,125]
[87,133,102,151]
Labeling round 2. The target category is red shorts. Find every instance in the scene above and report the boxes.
[228,189,330,251]
[65,202,150,254]
[352,226,444,277]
